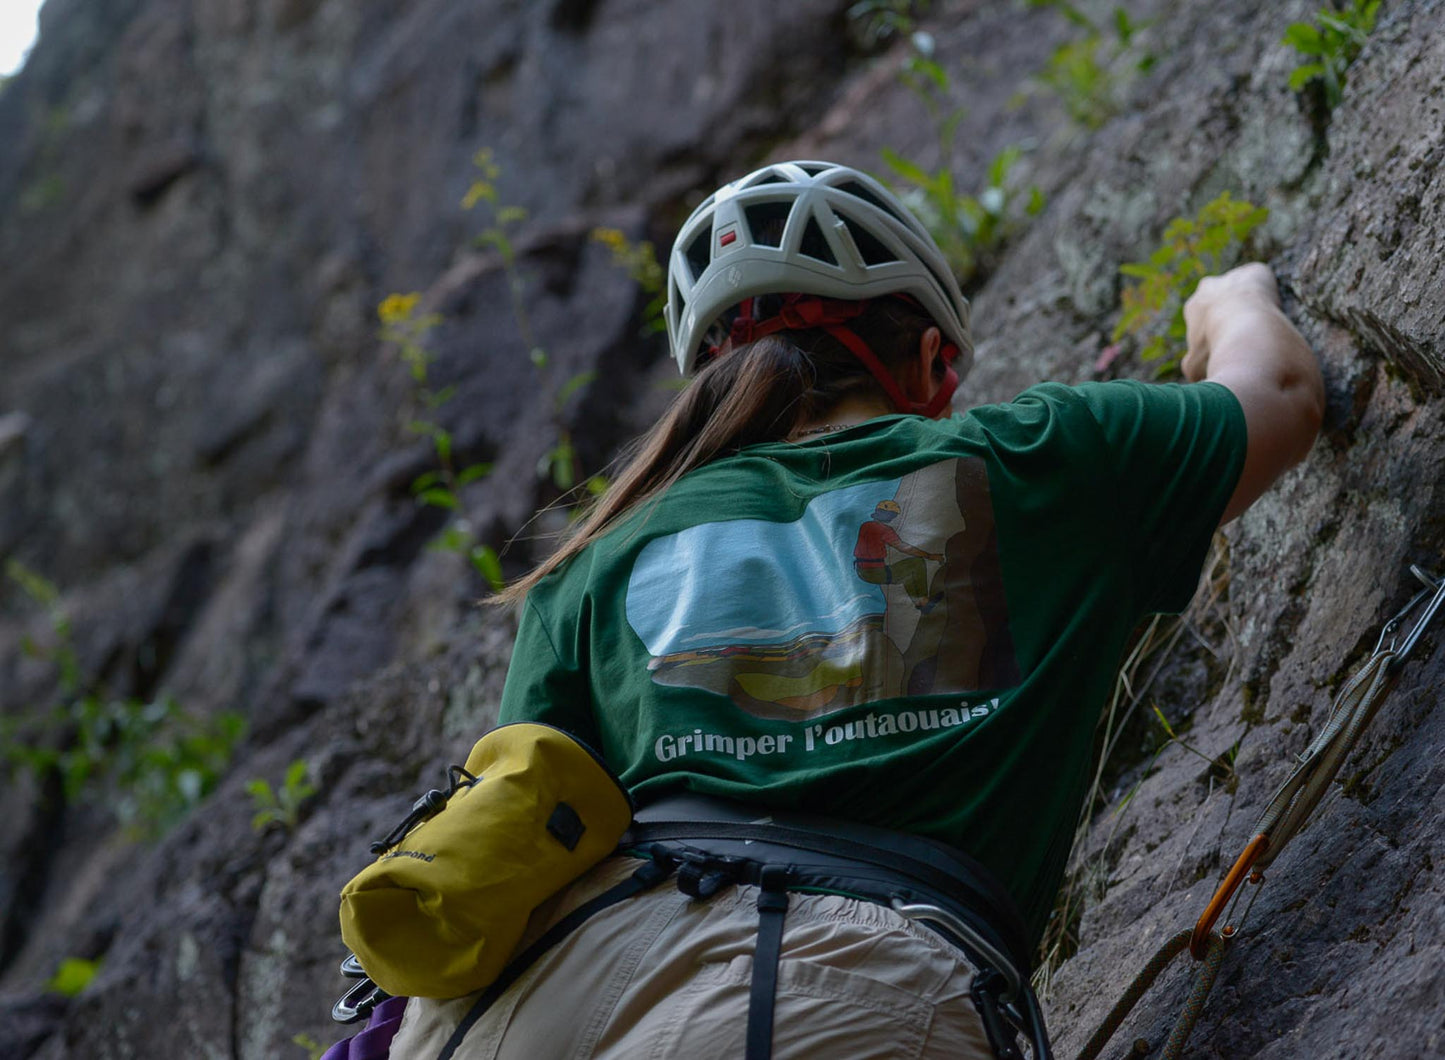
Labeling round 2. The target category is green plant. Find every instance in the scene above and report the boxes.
[377,291,503,589]
[1113,192,1269,375]
[1029,1,1154,129]
[46,956,101,997]
[463,150,608,505]
[291,1033,327,1060]
[591,227,666,335]
[1,561,244,837]
[247,758,317,833]
[1283,0,1380,110]
[881,45,1044,288]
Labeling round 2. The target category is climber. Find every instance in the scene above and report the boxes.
[380,160,1323,1059]
[853,499,946,611]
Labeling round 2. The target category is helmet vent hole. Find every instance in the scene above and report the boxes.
[796,163,829,175]
[685,231,712,281]
[743,202,791,248]
[752,173,788,186]
[838,181,910,228]
[836,210,897,267]
[799,217,838,266]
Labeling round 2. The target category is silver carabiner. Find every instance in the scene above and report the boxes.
[331,975,389,1024]
[890,898,1024,1003]
[1376,565,1445,665]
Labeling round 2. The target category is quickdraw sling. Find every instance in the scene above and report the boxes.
[1078,564,1444,1060]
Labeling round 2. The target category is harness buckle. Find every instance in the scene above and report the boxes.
[674,849,748,900]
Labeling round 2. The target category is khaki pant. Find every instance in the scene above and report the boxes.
[387,857,996,1060]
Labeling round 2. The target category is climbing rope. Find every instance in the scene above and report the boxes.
[1076,564,1444,1060]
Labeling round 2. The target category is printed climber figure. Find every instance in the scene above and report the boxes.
[348,159,1322,1060]
[853,498,946,612]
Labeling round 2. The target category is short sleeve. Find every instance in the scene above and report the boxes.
[1075,380,1247,614]
[497,596,600,746]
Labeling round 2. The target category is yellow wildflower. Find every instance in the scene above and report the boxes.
[377,293,421,325]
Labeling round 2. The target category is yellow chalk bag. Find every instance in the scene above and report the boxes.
[339,722,632,999]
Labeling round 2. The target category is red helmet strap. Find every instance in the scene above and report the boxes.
[716,295,958,417]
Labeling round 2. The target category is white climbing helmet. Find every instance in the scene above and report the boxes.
[664,160,973,378]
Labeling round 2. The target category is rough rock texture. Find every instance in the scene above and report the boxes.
[0,0,1442,1057]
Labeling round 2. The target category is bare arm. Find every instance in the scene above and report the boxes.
[1181,263,1325,524]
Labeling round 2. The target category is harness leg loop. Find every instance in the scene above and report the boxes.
[971,969,1024,1060]
[745,865,791,1060]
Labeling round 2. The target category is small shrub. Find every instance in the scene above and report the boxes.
[248,759,317,833]
[1283,0,1380,110]
[462,150,607,505]
[376,292,503,589]
[881,43,1045,288]
[1,561,244,837]
[1113,192,1269,375]
[1028,1,1154,130]
[591,227,666,334]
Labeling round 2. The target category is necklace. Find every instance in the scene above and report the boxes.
[793,423,856,437]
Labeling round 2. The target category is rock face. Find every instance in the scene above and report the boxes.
[0,0,1442,1057]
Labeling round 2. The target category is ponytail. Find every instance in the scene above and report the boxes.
[491,298,937,605]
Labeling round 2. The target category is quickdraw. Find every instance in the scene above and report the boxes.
[1078,564,1444,1060]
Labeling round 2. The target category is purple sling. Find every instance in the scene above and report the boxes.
[319,996,408,1060]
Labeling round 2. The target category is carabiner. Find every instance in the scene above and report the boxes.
[1375,566,1444,665]
[1191,833,1268,959]
[332,975,389,1024]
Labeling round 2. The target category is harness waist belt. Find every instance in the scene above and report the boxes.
[623,793,1033,979]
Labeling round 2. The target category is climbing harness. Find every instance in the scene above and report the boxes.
[623,795,1050,1060]
[1079,564,1445,1060]
[425,793,1051,1060]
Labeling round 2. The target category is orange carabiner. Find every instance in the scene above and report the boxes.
[1191,833,1269,959]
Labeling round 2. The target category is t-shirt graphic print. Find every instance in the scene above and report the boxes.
[625,456,1019,721]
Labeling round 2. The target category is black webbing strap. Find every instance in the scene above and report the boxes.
[628,818,1030,973]
[437,859,674,1060]
[745,865,790,1060]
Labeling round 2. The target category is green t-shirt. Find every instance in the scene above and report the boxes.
[499,379,1247,944]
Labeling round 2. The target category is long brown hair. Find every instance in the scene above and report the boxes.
[492,297,939,605]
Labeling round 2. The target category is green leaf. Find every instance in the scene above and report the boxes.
[529,348,549,369]
[1112,6,1135,45]
[411,470,444,494]
[431,525,473,553]
[879,148,931,188]
[550,443,576,491]
[456,462,494,486]
[905,56,949,92]
[414,488,459,511]
[245,778,273,799]
[470,546,506,592]
[1282,22,1324,54]
[556,371,597,408]
[47,957,101,997]
[284,759,309,790]
[1288,64,1325,91]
